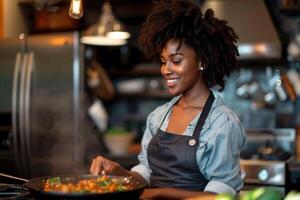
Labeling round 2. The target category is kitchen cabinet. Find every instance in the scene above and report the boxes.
[1,0,27,38]
[19,1,81,34]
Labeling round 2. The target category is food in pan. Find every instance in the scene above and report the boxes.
[43,175,134,193]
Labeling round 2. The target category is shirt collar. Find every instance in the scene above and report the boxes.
[167,92,224,130]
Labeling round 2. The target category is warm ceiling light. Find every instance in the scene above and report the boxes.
[80,2,131,46]
[69,0,84,19]
[80,36,127,46]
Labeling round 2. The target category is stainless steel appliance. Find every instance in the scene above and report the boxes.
[0,32,85,179]
[240,128,296,195]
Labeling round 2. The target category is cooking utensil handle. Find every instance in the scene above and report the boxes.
[0,173,29,182]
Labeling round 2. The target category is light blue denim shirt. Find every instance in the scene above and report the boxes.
[131,93,246,196]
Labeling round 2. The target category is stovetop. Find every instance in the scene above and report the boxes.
[0,183,33,200]
[239,129,295,186]
[241,128,296,162]
[240,150,292,161]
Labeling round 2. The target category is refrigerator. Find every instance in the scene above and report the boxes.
[0,32,86,178]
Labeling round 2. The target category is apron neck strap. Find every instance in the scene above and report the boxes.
[193,92,215,139]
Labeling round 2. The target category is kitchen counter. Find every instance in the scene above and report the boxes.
[0,188,216,200]
[140,188,216,200]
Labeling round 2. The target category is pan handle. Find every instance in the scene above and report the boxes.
[0,173,29,182]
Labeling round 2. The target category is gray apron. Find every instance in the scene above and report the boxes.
[147,92,215,191]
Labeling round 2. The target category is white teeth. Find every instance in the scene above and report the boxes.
[167,78,179,84]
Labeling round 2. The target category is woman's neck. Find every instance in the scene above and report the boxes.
[178,84,210,109]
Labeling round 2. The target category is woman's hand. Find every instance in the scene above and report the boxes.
[90,155,127,176]
[89,155,149,187]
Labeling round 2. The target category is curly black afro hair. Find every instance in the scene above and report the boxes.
[139,0,239,91]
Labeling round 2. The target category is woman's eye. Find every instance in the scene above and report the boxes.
[173,60,182,64]
[160,61,166,65]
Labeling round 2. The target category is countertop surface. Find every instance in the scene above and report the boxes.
[140,188,216,200]
[0,186,216,200]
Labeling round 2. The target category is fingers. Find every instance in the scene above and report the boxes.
[90,156,104,175]
[89,157,98,175]
[89,156,117,176]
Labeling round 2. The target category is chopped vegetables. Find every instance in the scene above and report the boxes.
[43,176,134,194]
[240,187,281,200]
[284,191,300,200]
[46,177,61,184]
[212,187,282,200]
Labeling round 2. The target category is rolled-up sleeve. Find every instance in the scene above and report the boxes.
[201,112,246,195]
[205,180,236,195]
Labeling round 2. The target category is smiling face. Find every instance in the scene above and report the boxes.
[160,39,203,96]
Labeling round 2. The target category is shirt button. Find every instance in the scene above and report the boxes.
[188,139,196,146]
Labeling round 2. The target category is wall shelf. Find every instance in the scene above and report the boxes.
[280,5,300,16]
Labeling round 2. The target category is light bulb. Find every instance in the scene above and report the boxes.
[69,0,83,19]
[107,31,131,40]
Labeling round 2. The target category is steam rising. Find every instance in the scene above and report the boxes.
[23,89,102,178]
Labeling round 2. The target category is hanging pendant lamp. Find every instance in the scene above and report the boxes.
[81,1,131,46]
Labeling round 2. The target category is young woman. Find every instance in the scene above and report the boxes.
[90,0,246,198]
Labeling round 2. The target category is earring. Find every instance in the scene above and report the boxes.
[198,64,204,71]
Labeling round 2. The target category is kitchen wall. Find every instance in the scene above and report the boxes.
[0,0,27,38]
[0,1,3,38]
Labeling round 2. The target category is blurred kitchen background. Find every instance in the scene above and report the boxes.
[1,0,300,193]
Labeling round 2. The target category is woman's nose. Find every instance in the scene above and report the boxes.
[161,62,172,75]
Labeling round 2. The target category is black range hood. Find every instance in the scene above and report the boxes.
[201,0,283,65]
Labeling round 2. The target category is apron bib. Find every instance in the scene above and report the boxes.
[147,92,215,191]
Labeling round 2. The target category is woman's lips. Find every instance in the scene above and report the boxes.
[166,78,180,87]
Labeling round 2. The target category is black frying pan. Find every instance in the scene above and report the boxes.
[1,173,147,200]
